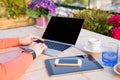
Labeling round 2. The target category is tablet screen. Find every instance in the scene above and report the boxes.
[45,55,103,76]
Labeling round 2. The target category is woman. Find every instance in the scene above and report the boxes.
[0,35,47,80]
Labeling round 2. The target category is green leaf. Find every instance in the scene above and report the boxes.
[26,8,39,18]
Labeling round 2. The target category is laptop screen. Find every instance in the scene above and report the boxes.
[42,16,84,45]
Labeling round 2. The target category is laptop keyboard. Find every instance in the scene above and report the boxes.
[45,40,71,51]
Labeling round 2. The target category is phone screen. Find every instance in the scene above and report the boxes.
[58,58,78,64]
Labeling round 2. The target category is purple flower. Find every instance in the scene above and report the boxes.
[33,4,40,10]
[41,0,49,2]
[48,2,56,11]
[39,1,48,8]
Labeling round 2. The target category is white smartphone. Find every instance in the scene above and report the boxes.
[54,58,82,67]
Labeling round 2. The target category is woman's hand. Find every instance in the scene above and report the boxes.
[28,42,47,57]
[19,35,44,46]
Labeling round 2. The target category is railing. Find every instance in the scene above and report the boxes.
[54,0,120,13]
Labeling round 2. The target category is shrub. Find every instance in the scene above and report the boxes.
[73,9,113,36]
[0,0,29,18]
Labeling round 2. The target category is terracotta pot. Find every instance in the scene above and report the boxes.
[36,17,49,28]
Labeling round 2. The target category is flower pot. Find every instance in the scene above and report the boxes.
[36,17,49,28]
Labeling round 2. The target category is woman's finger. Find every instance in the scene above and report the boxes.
[31,35,44,42]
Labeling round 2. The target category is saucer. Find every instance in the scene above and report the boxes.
[113,63,120,75]
[83,46,102,53]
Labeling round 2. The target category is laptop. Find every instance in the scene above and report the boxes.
[42,16,84,56]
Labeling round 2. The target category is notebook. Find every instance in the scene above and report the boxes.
[45,55,104,76]
[42,16,84,56]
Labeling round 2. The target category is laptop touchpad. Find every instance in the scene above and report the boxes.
[45,48,61,56]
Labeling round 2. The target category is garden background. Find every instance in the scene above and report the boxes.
[0,0,120,40]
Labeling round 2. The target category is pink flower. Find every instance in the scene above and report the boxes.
[108,14,120,27]
[112,26,120,40]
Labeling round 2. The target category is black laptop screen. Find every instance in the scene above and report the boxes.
[42,16,84,44]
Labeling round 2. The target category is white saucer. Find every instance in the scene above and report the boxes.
[113,63,120,75]
[83,46,102,53]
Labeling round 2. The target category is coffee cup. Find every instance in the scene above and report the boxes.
[86,38,101,52]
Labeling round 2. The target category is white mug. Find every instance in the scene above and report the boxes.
[86,38,101,52]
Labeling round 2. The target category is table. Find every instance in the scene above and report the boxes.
[0,26,120,80]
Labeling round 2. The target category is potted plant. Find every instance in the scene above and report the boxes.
[26,0,56,28]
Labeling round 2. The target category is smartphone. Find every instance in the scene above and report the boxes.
[54,58,82,67]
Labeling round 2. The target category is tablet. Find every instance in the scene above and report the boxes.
[45,55,103,76]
